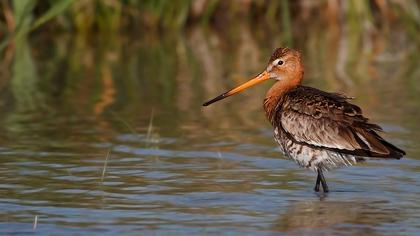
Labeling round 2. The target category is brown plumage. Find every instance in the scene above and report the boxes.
[203,47,405,192]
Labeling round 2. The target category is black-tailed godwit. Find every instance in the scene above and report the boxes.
[203,47,405,192]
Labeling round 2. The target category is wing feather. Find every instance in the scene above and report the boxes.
[276,86,403,158]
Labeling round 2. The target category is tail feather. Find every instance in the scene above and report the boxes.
[350,128,405,159]
[372,131,406,159]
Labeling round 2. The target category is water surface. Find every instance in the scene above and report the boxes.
[0,23,419,235]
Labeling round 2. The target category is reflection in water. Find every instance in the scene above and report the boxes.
[274,200,401,235]
[0,16,419,235]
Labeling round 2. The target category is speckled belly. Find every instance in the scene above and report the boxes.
[274,127,365,171]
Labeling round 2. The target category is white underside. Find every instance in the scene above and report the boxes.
[274,127,365,171]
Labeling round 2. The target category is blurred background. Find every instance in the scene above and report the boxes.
[0,0,419,235]
[0,0,418,118]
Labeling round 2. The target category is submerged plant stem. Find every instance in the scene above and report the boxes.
[101,149,111,182]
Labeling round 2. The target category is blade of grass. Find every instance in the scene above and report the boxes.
[12,0,35,33]
[33,215,38,230]
[31,0,74,30]
[101,149,111,182]
[1,0,74,53]
[146,109,154,143]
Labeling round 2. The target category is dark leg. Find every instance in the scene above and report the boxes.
[319,169,329,192]
[314,170,321,192]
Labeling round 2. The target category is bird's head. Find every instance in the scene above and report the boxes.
[266,47,303,81]
[203,47,303,106]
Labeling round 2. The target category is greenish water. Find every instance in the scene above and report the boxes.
[0,24,419,235]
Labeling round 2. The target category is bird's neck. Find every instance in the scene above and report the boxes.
[263,75,302,123]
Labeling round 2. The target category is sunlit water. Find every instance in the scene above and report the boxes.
[0,23,419,235]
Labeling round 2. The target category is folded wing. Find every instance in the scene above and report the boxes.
[277,86,405,158]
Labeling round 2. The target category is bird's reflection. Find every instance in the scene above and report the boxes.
[272,199,401,234]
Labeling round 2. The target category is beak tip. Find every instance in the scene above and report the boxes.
[202,93,227,107]
[202,100,214,107]
[201,72,268,108]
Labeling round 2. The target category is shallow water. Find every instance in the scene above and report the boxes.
[0,23,419,235]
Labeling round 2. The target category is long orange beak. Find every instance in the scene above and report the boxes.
[202,71,269,106]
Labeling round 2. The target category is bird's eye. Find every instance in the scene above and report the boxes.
[277,60,284,66]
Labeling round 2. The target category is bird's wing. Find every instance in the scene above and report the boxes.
[277,86,398,157]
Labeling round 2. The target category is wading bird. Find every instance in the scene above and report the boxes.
[203,47,405,192]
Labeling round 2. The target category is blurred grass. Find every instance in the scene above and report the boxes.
[0,0,72,49]
[0,0,418,37]
[0,0,418,55]
[0,0,418,128]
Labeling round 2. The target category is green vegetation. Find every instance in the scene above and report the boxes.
[0,0,418,131]
[1,0,418,36]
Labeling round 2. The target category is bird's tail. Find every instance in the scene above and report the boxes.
[371,131,405,159]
